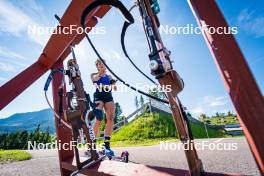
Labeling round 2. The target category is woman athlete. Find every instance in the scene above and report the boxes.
[91,59,116,156]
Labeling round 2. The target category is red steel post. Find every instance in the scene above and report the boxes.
[0,62,48,110]
[188,0,264,173]
[51,61,74,176]
[0,1,110,111]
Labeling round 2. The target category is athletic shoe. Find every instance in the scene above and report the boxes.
[105,148,115,157]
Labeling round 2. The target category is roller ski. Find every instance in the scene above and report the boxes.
[99,148,129,163]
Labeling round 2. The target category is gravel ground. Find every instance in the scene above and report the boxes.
[0,137,261,176]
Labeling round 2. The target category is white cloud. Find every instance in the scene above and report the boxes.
[0,0,33,36]
[192,106,204,115]
[0,62,15,72]
[0,76,7,81]
[0,46,25,60]
[190,96,230,116]
[0,46,29,70]
[237,9,264,37]
[24,0,44,12]
[101,49,123,61]
[0,0,49,45]
[202,96,228,107]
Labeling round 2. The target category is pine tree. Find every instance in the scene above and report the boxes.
[199,113,207,122]
[33,124,41,144]
[114,102,123,124]
[134,96,139,109]
[149,88,165,100]
[43,126,51,144]
[149,88,159,98]
[19,131,28,149]
[140,95,145,107]
[0,133,7,149]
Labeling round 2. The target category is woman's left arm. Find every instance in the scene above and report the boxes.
[109,75,117,91]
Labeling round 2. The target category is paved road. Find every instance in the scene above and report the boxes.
[0,138,261,176]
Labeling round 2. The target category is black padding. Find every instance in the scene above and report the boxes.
[94,109,104,121]
[88,111,95,121]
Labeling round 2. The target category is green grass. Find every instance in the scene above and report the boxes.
[0,150,32,164]
[112,113,177,142]
[111,113,226,147]
[111,138,177,147]
[90,137,176,148]
[190,122,227,138]
[205,115,239,125]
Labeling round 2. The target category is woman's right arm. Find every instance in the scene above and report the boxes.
[91,73,99,90]
[91,73,99,83]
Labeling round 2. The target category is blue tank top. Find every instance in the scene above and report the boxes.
[94,74,110,85]
[94,74,112,94]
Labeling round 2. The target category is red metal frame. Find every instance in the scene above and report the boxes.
[51,60,74,175]
[0,0,110,109]
[0,0,263,175]
[188,0,264,173]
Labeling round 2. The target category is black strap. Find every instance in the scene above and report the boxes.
[80,0,193,140]
[44,69,64,91]
[58,88,63,115]
[84,31,169,104]
[121,21,157,85]
[81,0,134,28]
[70,44,76,60]
[58,88,64,125]
[120,5,171,101]
[80,0,169,104]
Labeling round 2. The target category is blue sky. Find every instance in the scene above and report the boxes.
[0,0,263,119]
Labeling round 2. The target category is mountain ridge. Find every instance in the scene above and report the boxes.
[0,109,55,134]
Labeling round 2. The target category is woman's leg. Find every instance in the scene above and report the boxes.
[103,101,115,151]
[104,101,115,137]
[93,101,104,137]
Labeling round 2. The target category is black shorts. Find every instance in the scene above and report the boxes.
[94,91,113,103]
